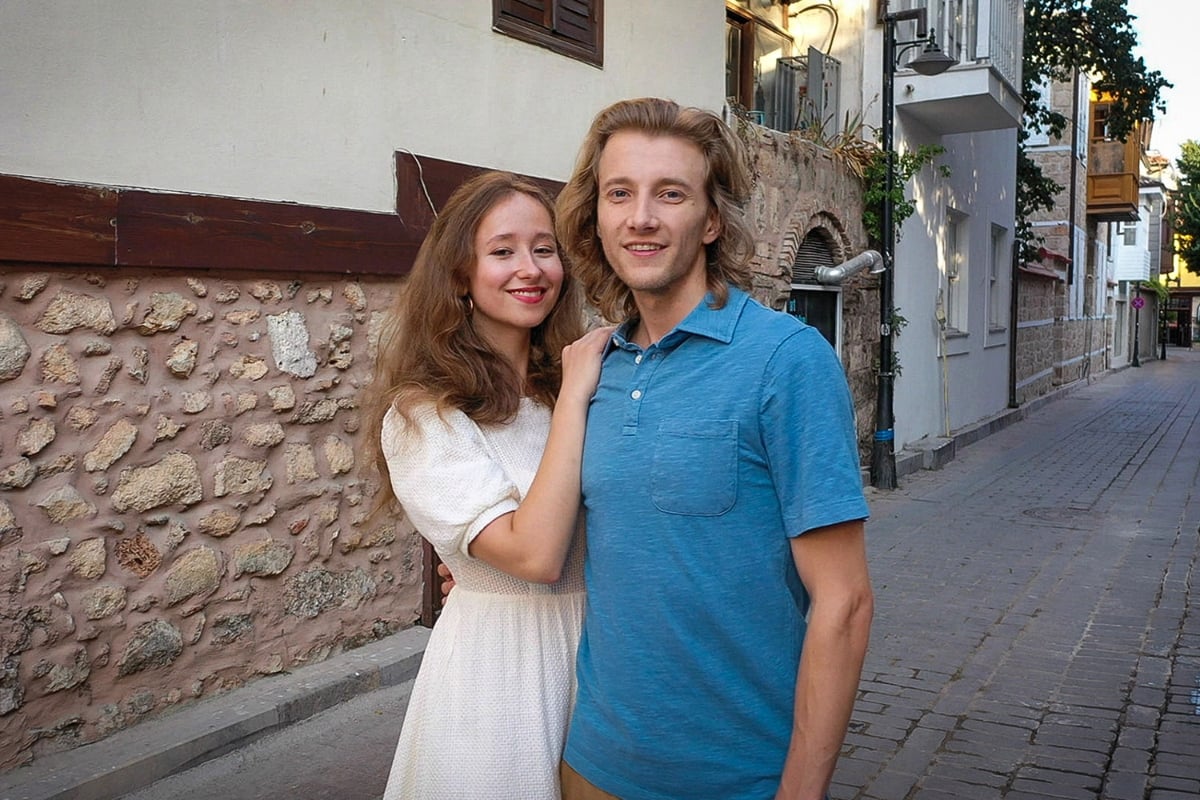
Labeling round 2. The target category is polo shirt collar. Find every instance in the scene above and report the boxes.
[610,284,749,352]
[673,285,748,345]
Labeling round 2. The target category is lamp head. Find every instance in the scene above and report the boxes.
[907,33,957,76]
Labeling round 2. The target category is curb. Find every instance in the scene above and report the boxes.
[880,367,1111,484]
[0,626,430,800]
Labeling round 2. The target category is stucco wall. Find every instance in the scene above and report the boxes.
[0,268,417,768]
[0,1,723,212]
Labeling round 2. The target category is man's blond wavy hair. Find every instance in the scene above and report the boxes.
[556,97,755,322]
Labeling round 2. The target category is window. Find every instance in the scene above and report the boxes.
[494,0,603,67]
[988,224,1007,331]
[945,209,968,333]
[786,229,842,353]
[1091,102,1111,142]
[726,4,793,130]
[1024,76,1052,146]
[1120,221,1137,247]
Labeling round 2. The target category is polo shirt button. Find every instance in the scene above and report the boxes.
[631,389,643,400]
[634,355,643,364]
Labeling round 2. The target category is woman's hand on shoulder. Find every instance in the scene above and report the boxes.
[559,326,616,406]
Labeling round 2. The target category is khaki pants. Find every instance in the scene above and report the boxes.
[560,761,622,800]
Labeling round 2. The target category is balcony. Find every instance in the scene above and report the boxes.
[1086,138,1140,222]
[889,0,1024,134]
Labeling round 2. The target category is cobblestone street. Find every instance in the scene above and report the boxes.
[837,349,1200,799]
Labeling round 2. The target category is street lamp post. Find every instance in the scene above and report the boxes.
[871,5,956,490]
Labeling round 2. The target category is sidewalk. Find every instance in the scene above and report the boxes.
[0,628,429,800]
[1,349,1197,800]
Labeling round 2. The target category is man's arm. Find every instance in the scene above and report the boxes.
[775,519,873,800]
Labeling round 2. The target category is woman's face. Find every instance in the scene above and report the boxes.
[468,192,564,348]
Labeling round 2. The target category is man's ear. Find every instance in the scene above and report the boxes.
[703,208,721,245]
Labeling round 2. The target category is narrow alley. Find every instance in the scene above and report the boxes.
[842,349,1200,799]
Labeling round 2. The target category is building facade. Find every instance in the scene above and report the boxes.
[0,0,730,767]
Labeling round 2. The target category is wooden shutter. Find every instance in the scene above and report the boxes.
[554,0,594,49]
[494,0,603,68]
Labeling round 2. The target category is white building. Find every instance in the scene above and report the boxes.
[870,0,1025,449]
[0,2,723,213]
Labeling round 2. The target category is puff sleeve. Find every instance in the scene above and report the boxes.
[381,404,521,559]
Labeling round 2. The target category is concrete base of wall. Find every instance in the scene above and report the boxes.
[879,364,1130,486]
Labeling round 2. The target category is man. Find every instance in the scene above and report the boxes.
[554,97,874,800]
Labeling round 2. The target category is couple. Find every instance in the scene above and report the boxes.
[365,97,874,800]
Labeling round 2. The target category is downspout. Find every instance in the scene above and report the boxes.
[1068,70,1080,292]
[1008,235,1019,408]
[1068,69,1082,377]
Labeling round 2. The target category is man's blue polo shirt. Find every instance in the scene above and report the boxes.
[565,286,868,800]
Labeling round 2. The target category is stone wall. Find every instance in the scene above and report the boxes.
[1015,271,1058,405]
[736,125,876,458]
[1055,317,1107,385]
[0,268,421,768]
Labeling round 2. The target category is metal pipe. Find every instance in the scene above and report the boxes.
[815,249,884,285]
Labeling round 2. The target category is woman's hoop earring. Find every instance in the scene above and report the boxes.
[464,296,474,315]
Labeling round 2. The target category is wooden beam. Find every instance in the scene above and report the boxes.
[0,175,116,265]
[116,190,419,275]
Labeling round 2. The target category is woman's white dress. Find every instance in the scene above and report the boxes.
[380,398,585,800]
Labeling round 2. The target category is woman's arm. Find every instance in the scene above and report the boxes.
[467,326,613,582]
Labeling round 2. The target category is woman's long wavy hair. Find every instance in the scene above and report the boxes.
[556,97,755,322]
[362,171,584,520]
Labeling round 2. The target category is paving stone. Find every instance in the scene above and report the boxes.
[835,353,1200,798]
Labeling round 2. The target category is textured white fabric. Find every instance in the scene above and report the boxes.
[381,399,585,800]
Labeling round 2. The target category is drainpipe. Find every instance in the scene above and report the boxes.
[1068,70,1080,289]
[1008,234,1020,408]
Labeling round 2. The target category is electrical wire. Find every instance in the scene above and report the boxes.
[394,148,438,220]
[789,2,839,55]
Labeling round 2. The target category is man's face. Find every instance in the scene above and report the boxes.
[595,131,720,303]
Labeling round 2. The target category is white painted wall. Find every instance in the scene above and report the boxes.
[0,1,723,211]
[854,1,1023,452]
[889,124,1017,447]
[1113,228,1152,282]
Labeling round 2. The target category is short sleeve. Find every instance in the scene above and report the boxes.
[381,404,521,558]
[760,327,869,536]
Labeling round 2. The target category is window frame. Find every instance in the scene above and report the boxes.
[944,207,969,335]
[493,0,603,68]
[988,223,1008,333]
[725,3,794,129]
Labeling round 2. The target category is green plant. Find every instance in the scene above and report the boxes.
[1172,140,1200,278]
[1017,0,1170,262]
[862,144,950,246]
[788,111,879,178]
[870,308,910,378]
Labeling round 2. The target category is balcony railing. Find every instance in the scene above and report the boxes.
[889,0,1025,134]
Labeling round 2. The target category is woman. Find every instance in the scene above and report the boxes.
[363,171,610,800]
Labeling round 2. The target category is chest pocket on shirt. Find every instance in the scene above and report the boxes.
[650,418,738,516]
